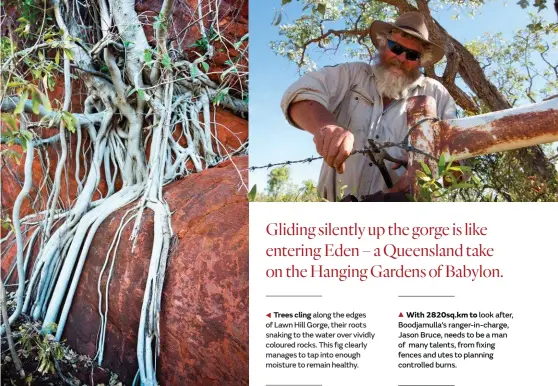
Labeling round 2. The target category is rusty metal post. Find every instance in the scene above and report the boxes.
[407,95,558,197]
[406,96,438,196]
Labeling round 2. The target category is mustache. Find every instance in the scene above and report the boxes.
[383,60,419,79]
[387,59,403,68]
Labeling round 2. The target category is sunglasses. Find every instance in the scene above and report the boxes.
[387,40,421,61]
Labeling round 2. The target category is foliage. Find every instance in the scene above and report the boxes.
[271,0,393,70]
[0,9,63,155]
[0,296,122,385]
[465,13,558,105]
[517,0,556,12]
[18,323,65,375]
[253,166,326,201]
[270,0,496,71]
[415,155,476,202]
[266,165,291,196]
[446,148,558,201]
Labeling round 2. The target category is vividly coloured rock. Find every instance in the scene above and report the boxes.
[1,156,248,385]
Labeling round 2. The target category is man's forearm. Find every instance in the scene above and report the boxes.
[288,100,339,135]
[288,99,354,175]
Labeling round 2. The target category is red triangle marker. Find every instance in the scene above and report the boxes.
[398,312,404,318]
[266,313,271,318]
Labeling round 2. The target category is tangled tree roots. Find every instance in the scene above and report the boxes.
[1,0,248,384]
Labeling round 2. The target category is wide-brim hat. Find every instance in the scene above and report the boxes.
[369,11,445,67]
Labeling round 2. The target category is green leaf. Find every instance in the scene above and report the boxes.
[317,3,326,15]
[438,153,446,175]
[213,87,230,105]
[272,11,282,26]
[144,49,152,66]
[1,217,13,231]
[233,33,248,50]
[201,61,209,72]
[162,53,171,69]
[61,111,77,133]
[43,323,57,334]
[415,170,431,182]
[248,184,257,201]
[63,48,74,61]
[14,91,28,114]
[419,161,432,177]
[153,14,167,31]
[6,81,27,88]
[1,113,18,131]
[47,75,55,91]
[281,0,292,4]
[2,149,22,163]
[31,90,41,114]
[38,89,52,112]
[448,165,472,173]
[20,129,33,142]
[137,88,145,100]
[190,65,198,78]
[55,50,60,65]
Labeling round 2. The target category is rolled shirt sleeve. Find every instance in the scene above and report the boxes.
[280,63,354,129]
[438,86,458,120]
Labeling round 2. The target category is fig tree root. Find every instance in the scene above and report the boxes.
[1,0,248,384]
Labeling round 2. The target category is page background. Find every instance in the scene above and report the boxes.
[249,203,556,385]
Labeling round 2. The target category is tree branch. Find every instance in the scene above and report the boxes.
[1,133,61,146]
[297,28,368,67]
[1,97,105,124]
[379,0,414,12]
[69,64,113,83]
[423,67,479,113]
[442,46,459,84]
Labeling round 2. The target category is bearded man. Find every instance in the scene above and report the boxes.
[280,12,457,201]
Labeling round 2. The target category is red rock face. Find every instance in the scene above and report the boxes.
[136,0,248,89]
[0,125,106,233]
[1,157,249,385]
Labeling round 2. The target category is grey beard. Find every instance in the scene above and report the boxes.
[372,64,419,100]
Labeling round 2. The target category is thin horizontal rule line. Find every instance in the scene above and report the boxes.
[398,295,455,298]
[266,295,323,298]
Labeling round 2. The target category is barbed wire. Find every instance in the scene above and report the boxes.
[246,117,440,172]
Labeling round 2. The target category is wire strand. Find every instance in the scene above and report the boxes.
[247,117,440,171]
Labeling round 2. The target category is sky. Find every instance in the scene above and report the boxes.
[248,1,558,192]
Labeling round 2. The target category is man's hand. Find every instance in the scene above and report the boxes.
[387,166,410,193]
[313,125,354,174]
[288,101,354,174]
